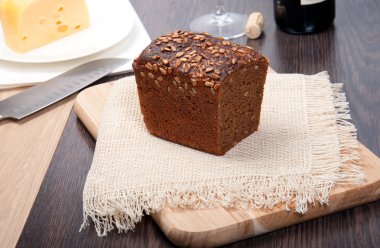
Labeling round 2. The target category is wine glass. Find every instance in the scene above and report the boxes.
[189,0,247,40]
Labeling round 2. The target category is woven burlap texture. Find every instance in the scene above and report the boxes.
[81,72,362,236]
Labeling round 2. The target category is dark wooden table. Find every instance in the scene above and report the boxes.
[17,0,380,247]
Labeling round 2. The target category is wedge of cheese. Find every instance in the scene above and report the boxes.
[0,0,90,53]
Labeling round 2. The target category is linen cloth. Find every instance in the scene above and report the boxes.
[81,72,362,236]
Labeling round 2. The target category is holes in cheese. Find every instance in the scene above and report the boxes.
[0,0,90,53]
[57,25,68,33]
[39,17,46,25]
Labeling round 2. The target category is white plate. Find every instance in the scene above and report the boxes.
[0,0,134,63]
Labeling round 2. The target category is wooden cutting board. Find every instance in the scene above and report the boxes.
[74,79,380,248]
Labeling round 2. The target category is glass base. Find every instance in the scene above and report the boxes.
[190,12,248,40]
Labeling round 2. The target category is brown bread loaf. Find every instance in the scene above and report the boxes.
[132,30,269,155]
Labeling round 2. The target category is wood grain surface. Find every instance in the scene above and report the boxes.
[0,88,74,248]
[73,79,380,247]
[17,0,380,247]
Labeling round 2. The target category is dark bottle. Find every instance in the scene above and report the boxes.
[274,0,335,34]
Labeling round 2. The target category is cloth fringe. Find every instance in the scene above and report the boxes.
[80,72,362,236]
[303,72,363,184]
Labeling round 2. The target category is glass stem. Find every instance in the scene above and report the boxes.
[215,0,226,16]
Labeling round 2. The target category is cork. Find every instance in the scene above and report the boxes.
[245,12,264,39]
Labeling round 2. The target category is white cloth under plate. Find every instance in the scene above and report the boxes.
[0,0,151,89]
[81,72,363,236]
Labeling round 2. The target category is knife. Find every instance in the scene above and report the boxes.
[0,58,129,121]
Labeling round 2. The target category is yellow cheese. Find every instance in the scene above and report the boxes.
[0,0,90,53]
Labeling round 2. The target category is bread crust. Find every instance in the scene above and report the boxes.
[133,30,269,155]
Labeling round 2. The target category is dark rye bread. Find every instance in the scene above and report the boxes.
[132,30,269,155]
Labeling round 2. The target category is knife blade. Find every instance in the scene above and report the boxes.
[0,58,129,121]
